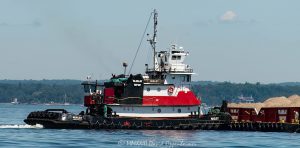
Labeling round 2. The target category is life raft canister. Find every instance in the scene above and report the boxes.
[167,86,174,94]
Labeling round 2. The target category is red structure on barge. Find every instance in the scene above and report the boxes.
[228,107,299,123]
[228,95,300,123]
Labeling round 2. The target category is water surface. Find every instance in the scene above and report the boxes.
[0,104,299,147]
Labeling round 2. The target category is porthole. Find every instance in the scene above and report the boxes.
[178,109,181,113]
[157,109,161,113]
[157,87,161,92]
[147,87,150,91]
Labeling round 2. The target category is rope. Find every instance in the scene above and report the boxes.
[128,12,153,74]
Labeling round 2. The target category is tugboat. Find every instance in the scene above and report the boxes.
[24,9,231,129]
[82,11,200,117]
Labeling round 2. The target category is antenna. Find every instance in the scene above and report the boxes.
[147,9,158,72]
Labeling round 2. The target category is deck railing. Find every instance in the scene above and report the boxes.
[146,68,193,73]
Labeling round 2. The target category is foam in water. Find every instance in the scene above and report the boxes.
[0,124,43,129]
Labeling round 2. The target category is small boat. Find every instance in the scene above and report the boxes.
[11,98,19,105]
[63,94,70,106]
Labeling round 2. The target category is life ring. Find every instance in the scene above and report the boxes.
[167,86,174,94]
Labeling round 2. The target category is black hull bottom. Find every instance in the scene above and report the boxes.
[24,119,300,133]
[24,110,300,132]
[24,118,228,130]
[228,122,300,133]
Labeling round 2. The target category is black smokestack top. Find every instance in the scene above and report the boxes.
[221,100,228,112]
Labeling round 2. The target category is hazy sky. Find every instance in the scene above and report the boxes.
[0,0,299,83]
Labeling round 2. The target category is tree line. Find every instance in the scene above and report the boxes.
[0,80,83,104]
[0,80,300,105]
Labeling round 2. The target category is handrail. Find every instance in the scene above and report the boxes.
[146,68,193,73]
[143,79,164,84]
[45,109,68,113]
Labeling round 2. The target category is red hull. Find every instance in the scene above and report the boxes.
[142,91,201,106]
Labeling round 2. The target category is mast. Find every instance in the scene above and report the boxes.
[148,9,158,73]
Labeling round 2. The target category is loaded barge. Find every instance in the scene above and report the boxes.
[24,10,300,133]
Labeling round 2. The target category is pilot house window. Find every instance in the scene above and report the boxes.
[84,85,96,93]
[187,75,190,82]
[171,56,181,60]
[181,76,185,82]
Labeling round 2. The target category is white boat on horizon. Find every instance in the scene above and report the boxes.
[11,98,19,104]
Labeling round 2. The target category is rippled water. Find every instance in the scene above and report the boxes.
[1,103,300,147]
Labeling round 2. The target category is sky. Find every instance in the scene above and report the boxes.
[0,0,299,83]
